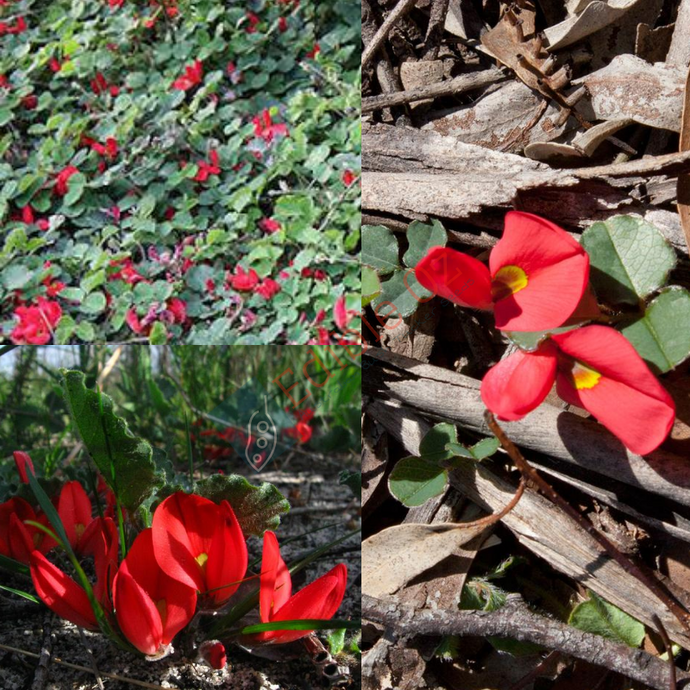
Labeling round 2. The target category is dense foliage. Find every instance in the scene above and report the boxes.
[0,0,361,344]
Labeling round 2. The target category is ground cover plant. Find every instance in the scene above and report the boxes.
[0,345,361,688]
[362,1,690,688]
[0,0,361,345]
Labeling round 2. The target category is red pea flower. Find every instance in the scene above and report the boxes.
[252,109,289,144]
[200,640,227,669]
[12,450,34,484]
[334,295,357,331]
[246,12,260,33]
[29,517,118,630]
[255,279,281,300]
[58,480,93,553]
[341,169,357,186]
[481,325,676,455]
[167,297,188,325]
[113,528,197,656]
[0,16,27,35]
[285,421,312,445]
[253,531,347,645]
[172,59,203,91]
[194,149,221,182]
[229,266,259,292]
[54,166,79,196]
[10,297,62,345]
[49,58,62,73]
[0,498,55,564]
[90,137,118,159]
[258,217,281,234]
[278,16,288,32]
[151,492,248,607]
[22,94,38,109]
[306,43,321,59]
[415,211,591,332]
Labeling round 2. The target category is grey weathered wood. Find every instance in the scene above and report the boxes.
[363,348,690,508]
[365,396,690,649]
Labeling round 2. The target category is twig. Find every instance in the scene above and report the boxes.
[30,613,54,690]
[78,626,105,690]
[485,412,690,640]
[423,0,450,60]
[653,614,678,690]
[362,69,507,113]
[362,594,689,690]
[0,642,166,689]
[362,0,418,69]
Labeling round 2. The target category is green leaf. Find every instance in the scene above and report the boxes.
[569,592,645,647]
[79,291,106,314]
[420,423,458,462]
[2,265,31,290]
[149,321,168,345]
[371,269,431,319]
[0,553,29,575]
[389,456,448,507]
[619,287,690,374]
[240,619,359,634]
[362,225,400,275]
[581,216,676,306]
[470,437,501,460]
[446,442,475,459]
[194,473,290,536]
[0,584,39,604]
[505,323,581,352]
[403,219,447,268]
[362,266,381,307]
[60,370,163,511]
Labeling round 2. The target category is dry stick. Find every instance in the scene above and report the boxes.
[30,614,53,690]
[361,0,418,69]
[362,69,507,113]
[0,642,166,690]
[78,626,105,690]
[484,412,690,639]
[423,0,450,60]
[653,614,678,690]
[362,594,687,690]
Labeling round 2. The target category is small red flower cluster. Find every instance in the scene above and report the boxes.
[415,211,676,454]
[172,59,203,92]
[226,266,282,301]
[284,407,315,444]
[3,456,347,658]
[252,109,289,144]
[126,297,188,337]
[10,297,62,345]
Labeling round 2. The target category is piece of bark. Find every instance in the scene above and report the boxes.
[678,64,690,257]
[668,0,690,68]
[363,348,690,509]
[362,413,390,517]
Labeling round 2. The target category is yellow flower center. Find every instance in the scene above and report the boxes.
[75,523,86,540]
[569,360,602,390]
[195,552,209,570]
[492,265,528,302]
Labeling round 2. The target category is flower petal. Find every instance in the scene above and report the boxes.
[205,501,248,606]
[58,481,92,552]
[259,531,292,625]
[481,344,558,421]
[491,212,589,331]
[30,552,97,630]
[415,247,493,310]
[267,564,348,644]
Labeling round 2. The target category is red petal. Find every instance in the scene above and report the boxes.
[12,451,34,483]
[117,528,196,645]
[415,247,493,310]
[9,513,36,564]
[151,492,219,590]
[205,501,248,606]
[30,552,98,630]
[259,531,292,625]
[556,373,675,455]
[113,568,163,655]
[491,212,589,331]
[480,344,558,421]
[58,481,92,551]
[266,564,347,644]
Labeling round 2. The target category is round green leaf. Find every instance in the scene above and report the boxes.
[79,291,106,315]
[372,269,431,319]
[362,225,400,275]
[389,456,448,507]
[581,215,676,306]
[420,422,459,461]
[619,286,690,373]
[2,265,31,290]
[362,266,381,307]
[403,219,447,268]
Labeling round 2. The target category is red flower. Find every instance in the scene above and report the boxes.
[200,641,227,669]
[30,552,99,629]
[285,421,312,444]
[167,297,187,325]
[415,212,591,332]
[334,295,356,331]
[54,166,79,196]
[341,169,357,186]
[58,481,93,553]
[306,43,321,59]
[49,58,62,73]
[229,266,259,292]
[194,149,221,182]
[113,529,197,655]
[110,258,144,284]
[258,217,281,234]
[151,492,248,607]
[255,279,281,300]
[481,325,676,455]
[252,109,289,144]
[10,297,62,345]
[172,60,203,91]
[253,531,346,644]
[126,308,149,336]
[278,16,288,32]
[246,12,260,33]
[0,17,27,35]
[0,74,9,89]
[90,137,118,159]
[90,72,119,96]
[12,450,34,484]
[0,498,55,564]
